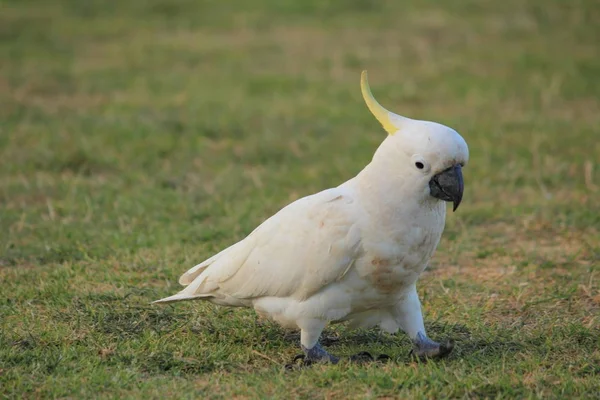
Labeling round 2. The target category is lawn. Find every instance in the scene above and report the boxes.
[1,0,599,398]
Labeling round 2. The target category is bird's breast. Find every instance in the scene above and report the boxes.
[359,211,445,295]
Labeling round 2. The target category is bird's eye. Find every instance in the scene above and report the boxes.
[411,155,430,172]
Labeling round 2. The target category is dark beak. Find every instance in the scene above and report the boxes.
[429,164,464,212]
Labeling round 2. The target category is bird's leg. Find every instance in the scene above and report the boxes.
[395,286,454,359]
[291,319,339,366]
[285,319,389,368]
[299,320,386,364]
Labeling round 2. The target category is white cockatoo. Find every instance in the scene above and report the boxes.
[155,71,469,364]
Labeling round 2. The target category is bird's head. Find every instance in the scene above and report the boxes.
[361,71,469,211]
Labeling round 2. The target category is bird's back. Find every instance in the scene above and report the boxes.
[154,186,363,306]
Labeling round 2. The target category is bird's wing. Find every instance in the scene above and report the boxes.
[172,188,362,302]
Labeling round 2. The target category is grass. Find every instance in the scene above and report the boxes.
[1,0,599,398]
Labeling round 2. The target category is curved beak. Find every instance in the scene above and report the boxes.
[429,164,464,212]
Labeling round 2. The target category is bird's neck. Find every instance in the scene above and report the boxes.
[346,156,444,225]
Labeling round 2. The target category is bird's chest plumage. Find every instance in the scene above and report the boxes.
[356,205,445,297]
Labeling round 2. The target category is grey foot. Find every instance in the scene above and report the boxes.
[285,343,339,369]
[303,343,340,364]
[411,332,454,359]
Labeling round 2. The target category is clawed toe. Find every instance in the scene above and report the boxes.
[286,350,392,369]
[349,351,391,363]
[350,351,374,363]
[285,354,313,370]
[285,344,340,370]
[411,333,455,360]
[438,341,454,357]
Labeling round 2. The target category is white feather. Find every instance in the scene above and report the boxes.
[154,73,470,349]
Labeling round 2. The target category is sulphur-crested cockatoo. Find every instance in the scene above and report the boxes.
[155,71,468,364]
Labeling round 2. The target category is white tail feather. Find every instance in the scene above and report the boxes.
[152,292,212,304]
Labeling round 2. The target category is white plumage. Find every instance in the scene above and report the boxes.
[155,71,469,362]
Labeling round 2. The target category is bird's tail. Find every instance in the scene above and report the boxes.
[152,292,211,304]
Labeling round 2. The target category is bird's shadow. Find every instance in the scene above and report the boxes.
[283,321,471,348]
[282,328,399,347]
[284,321,525,367]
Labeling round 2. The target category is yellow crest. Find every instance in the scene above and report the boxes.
[360,71,406,135]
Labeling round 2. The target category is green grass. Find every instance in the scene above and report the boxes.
[1,0,599,398]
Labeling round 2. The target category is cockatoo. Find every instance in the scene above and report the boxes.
[154,71,468,364]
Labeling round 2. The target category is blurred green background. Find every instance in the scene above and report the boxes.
[1,0,598,398]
